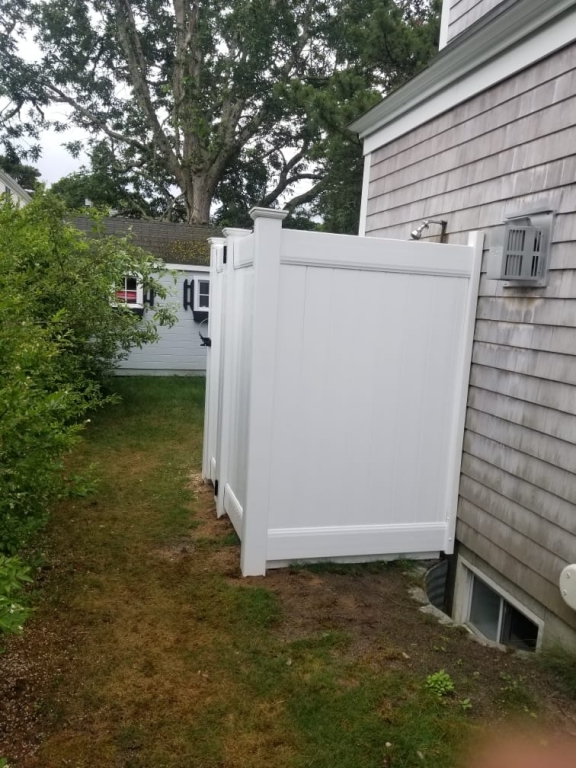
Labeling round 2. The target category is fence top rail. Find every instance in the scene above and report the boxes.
[280,229,475,278]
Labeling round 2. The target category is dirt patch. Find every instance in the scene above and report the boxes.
[0,569,83,764]
[153,539,195,561]
[258,565,576,730]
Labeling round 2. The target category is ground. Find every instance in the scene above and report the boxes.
[0,378,575,767]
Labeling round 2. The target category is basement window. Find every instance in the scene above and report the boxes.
[467,573,539,651]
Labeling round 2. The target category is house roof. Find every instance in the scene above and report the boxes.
[0,168,33,203]
[349,0,575,145]
[72,216,222,266]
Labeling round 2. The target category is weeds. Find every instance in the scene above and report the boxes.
[539,647,576,699]
[0,556,33,642]
[426,670,455,697]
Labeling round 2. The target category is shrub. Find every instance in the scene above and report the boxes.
[0,192,176,557]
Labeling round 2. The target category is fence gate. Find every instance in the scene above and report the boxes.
[203,208,482,576]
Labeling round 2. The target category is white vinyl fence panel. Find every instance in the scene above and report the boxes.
[203,208,482,576]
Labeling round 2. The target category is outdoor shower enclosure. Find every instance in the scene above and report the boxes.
[203,208,482,576]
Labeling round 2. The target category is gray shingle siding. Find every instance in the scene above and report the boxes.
[365,40,576,639]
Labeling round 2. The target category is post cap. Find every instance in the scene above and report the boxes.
[222,227,251,237]
[249,207,289,221]
[208,237,226,245]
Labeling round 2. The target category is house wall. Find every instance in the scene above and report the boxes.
[363,41,576,647]
[0,169,32,206]
[117,265,209,376]
[446,0,506,43]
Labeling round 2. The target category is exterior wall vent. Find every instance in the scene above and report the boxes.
[487,211,553,287]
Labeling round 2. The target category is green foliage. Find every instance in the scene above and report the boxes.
[0,191,176,555]
[0,555,32,639]
[4,0,439,226]
[425,670,455,697]
[0,150,41,191]
[0,0,49,162]
[51,141,186,221]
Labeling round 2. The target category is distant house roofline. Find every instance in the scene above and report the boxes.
[0,168,33,203]
[72,216,223,267]
[349,0,576,153]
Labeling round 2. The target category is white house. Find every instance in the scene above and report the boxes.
[351,0,576,650]
[0,168,32,206]
[74,217,221,376]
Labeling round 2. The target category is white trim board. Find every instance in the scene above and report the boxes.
[353,1,576,155]
[267,552,440,570]
[223,483,243,536]
[267,522,446,561]
[438,0,451,50]
[164,263,210,272]
[358,154,371,236]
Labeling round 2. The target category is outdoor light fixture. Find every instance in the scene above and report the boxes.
[410,219,447,242]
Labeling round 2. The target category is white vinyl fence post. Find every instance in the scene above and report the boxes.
[202,237,226,482]
[444,230,483,553]
[240,207,288,576]
[216,227,251,518]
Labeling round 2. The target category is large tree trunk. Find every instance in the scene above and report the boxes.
[184,172,214,225]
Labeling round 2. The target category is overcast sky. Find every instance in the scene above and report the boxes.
[17,35,88,185]
[36,116,88,185]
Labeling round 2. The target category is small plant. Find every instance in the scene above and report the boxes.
[65,464,100,498]
[460,698,472,711]
[0,556,32,639]
[425,670,455,697]
[0,758,11,767]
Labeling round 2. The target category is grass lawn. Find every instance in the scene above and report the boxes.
[0,378,573,767]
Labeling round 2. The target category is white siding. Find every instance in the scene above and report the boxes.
[117,267,209,375]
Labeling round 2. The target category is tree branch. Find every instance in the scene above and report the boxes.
[45,83,148,151]
[114,0,181,181]
[283,177,328,212]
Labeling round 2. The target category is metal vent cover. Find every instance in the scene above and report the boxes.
[488,211,553,286]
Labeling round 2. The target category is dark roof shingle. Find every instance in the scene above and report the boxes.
[72,216,222,266]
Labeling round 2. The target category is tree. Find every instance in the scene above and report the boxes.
[0,0,50,161]
[7,0,439,226]
[51,141,184,218]
[0,150,41,191]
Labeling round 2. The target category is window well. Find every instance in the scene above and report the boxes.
[467,573,539,651]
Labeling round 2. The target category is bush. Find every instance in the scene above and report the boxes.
[0,192,176,557]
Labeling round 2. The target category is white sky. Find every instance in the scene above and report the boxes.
[36,105,89,185]
[16,34,89,185]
